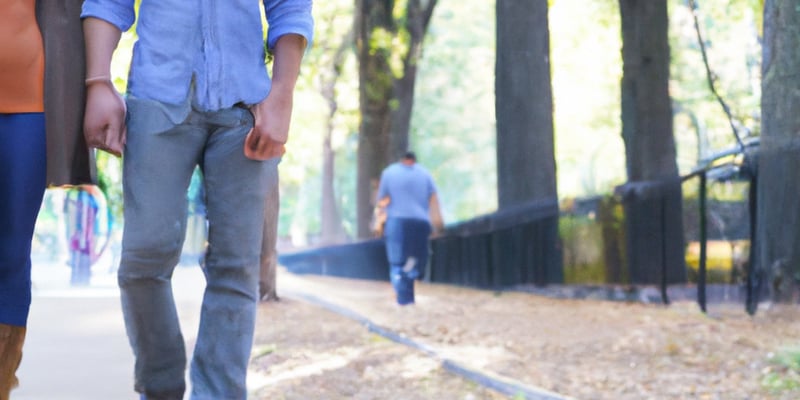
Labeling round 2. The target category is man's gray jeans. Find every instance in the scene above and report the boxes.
[121,97,277,400]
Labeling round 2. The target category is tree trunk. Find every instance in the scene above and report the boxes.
[620,0,677,182]
[388,0,436,161]
[355,0,437,238]
[757,0,800,302]
[321,130,346,244]
[495,0,562,285]
[495,0,557,208]
[320,30,351,245]
[618,0,686,285]
[356,0,394,238]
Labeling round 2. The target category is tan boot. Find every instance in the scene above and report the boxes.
[0,324,26,400]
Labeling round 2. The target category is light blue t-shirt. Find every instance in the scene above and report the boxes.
[377,162,437,222]
[81,0,314,111]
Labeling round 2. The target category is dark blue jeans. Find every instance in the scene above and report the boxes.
[383,217,431,305]
[0,113,46,327]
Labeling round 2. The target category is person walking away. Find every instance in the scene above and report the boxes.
[376,151,443,306]
[81,1,313,399]
[0,1,93,398]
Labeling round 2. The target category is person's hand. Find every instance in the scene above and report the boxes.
[244,89,293,160]
[83,79,126,157]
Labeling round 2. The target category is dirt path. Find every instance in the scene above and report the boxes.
[249,297,509,399]
[249,270,800,399]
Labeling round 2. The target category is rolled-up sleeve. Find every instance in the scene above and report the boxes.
[81,0,137,32]
[263,0,314,50]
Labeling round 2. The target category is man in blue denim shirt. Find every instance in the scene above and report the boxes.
[80,1,313,399]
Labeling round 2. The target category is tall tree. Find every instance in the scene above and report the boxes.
[261,0,355,297]
[618,0,686,285]
[311,0,355,244]
[494,0,561,286]
[495,0,557,208]
[757,0,800,302]
[319,33,352,245]
[354,0,438,238]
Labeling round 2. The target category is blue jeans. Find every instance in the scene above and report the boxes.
[384,218,431,305]
[0,113,46,327]
[121,98,277,400]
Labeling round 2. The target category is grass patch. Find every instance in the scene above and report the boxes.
[251,343,277,360]
[762,347,800,394]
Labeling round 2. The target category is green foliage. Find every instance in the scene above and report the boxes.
[670,0,762,172]
[682,170,751,203]
[251,344,277,360]
[278,0,766,242]
[558,195,628,285]
[95,151,124,221]
[369,27,393,54]
[279,0,359,240]
[762,347,800,394]
[393,0,410,21]
[369,27,410,79]
[559,215,607,283]
[77,0,768,246]
[550,0,625,197]
[410,0,498,222]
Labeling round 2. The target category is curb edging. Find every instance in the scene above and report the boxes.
[282,289,574,400]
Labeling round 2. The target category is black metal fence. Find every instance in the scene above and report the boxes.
[278,139,766,314]
[278,239,389,281]
[277,199,563,289]
[428,199,562,288]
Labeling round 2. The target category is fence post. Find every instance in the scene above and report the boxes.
[660,195,670,305]
[698,171,707,313]
[746,171,759,315]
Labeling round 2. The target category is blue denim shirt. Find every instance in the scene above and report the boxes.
[377,163,438,222]
[81,0,314,112]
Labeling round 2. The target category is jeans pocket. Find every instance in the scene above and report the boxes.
[202,104,254,131]
[126,96,191,136]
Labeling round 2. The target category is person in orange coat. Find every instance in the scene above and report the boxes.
[0,1,92,397]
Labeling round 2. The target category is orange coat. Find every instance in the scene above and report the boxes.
[0,0,44,113]
[37,0,94,186]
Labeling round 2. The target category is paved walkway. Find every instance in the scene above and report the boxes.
[13,261,568,400]
[14,261,205,400]
[15,262,412,400]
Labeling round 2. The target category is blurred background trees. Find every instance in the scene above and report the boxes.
[354,0,439,238]
[286,0,762,244]
[94,0,764,246]
[37,0,785,296]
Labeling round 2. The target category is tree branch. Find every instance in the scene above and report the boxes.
[688,0,745,150]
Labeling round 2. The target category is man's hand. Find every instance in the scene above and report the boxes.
[244,33,307,161]
[429,193,444,237]
[83,80,126,157]
[244,89,292,160]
